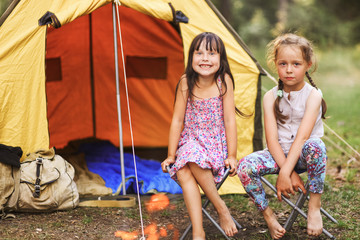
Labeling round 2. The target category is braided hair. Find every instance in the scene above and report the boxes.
[306,71,327,119]
[267,33,327,123]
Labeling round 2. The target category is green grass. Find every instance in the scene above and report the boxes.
[221,180,360,239]
[322,184,360,239]
[316,47,360,158]
[81,214,93,224]
[315,48,360,167]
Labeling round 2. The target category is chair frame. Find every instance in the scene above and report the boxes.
[260,176,338,239]
[167,166,242,240]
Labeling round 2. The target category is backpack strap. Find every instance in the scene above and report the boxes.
[1,208,15,220]
[33,158,43,198]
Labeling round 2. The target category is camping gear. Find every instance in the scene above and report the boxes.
[10,148,79,212]
[65,152,113,196]
[77,140,183,195]
[0,144,22,218]
[0,161,19,219]
[0,0,265,195]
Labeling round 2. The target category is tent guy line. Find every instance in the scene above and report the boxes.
[114,2,145,239]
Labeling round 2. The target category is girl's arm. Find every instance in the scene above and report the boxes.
[263,90,287,167]
[276,89,322,199]
[263,90,304,200]
[222,74,237,176]
[161,76,188,172]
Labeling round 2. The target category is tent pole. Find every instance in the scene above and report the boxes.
[112,2,126,195]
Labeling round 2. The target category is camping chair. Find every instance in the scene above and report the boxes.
[167,166,242,240]
[260,171,338,239]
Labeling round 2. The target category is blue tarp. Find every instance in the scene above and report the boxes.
[78,141,182,195]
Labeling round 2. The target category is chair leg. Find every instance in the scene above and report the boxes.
[179,223,192,240]
[179,208,238,240]
[202,208,231,240]
[260,176,336,239]
[284,181,310,231]
[232,216,243,229]
[175,167,241,239]
[304,194,338,224]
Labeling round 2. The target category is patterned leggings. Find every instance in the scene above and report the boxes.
[237,138,327,211]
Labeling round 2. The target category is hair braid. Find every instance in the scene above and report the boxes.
[274,79,288,124]
[306,71,318,89]
[305,72,327,119]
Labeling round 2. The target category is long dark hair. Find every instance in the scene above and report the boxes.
[176,32,246,116]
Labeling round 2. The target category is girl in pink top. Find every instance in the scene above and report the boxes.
[237,33,328,239]
[161,32,243,239]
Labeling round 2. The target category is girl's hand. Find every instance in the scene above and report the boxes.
[276,170,294,201]
[161,157,175,173]
[290,172,306,194]
[224,157,238,176]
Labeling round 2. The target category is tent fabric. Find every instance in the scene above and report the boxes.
[0,0,50,157]
[170,0,261,158]
[0,0,111,161]
[45,4,184,149]
[0,0,265,195]
[118,0,173,22]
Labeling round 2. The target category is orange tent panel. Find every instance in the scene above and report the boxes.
[46,5,184,148]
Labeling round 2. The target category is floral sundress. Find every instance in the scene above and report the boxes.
[169,78,227,183]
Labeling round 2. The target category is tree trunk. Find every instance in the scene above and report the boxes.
[218,0,232,24]
[276,0,289,33]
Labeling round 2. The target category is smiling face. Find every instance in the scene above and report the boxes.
[276,45,312,92]
[192,40,220,79]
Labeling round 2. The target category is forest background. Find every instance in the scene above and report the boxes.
[211,0,360,165]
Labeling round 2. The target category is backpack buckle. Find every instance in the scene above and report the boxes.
[33,184,41,198]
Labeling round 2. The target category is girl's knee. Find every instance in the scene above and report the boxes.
[237,157,259,179]
[303,139,326,153]
[303,139,327,161]
[176,164,192,180]
[238,158,251,173]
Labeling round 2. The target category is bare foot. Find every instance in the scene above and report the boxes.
[262,207,286,239]
[307,193,323,236]
[307,207,323,236]
[218,209,238,237]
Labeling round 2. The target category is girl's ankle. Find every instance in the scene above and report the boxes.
[308,193,322,210]
[261,207,274,218]
[192,230,206,240]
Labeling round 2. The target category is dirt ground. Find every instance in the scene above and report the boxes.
[0,190,343,240]
[0,164,353,240]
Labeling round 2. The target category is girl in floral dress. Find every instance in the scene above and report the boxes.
[161,32,242,239]
[237,33,328,239]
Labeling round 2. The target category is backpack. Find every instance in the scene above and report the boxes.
[0,144,22,219]
[8,148,79,212]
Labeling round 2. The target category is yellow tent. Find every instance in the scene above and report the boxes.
[0,0,265,194]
